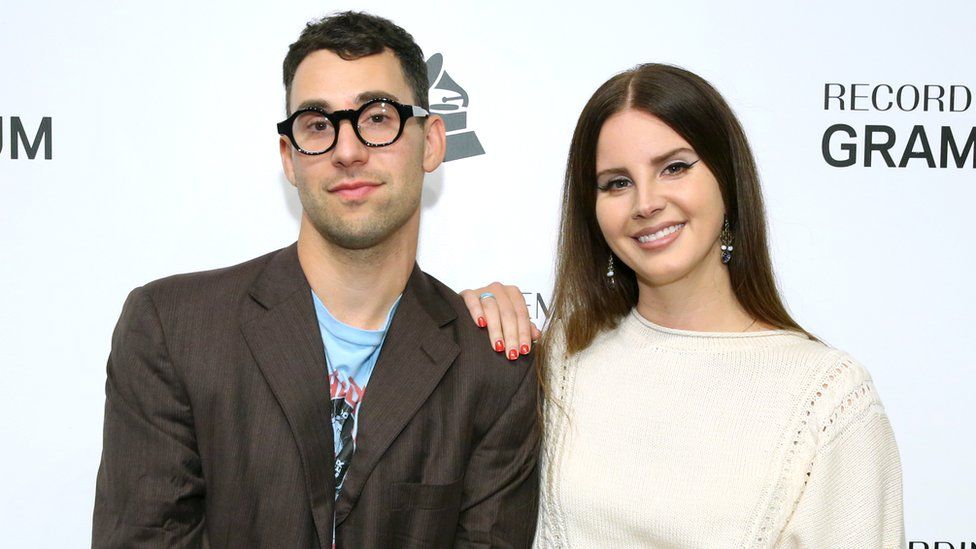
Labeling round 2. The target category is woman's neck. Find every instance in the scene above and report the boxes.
[635,259,760,333]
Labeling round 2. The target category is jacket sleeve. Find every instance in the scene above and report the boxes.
[775,395,905,548]
[455,358,540,548]
[92,286,206,548]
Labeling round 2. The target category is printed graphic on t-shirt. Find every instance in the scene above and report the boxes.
[330,369,366,496]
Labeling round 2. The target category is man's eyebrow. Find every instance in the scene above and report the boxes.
[294,91,403,113]
[295,98,331,111]
[356,90,401,104]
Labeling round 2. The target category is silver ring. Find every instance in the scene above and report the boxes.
[479,292,496,301]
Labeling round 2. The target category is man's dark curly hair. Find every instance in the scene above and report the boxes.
[282,11,429,113]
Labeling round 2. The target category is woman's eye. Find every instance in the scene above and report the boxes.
[598,179,632,191]
[662,159,700,176]
[664,162,690,175]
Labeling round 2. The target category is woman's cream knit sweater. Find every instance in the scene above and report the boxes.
[534,309,904,548]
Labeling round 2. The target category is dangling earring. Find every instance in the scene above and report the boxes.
[606,254,616,287]
[720,216,734,264]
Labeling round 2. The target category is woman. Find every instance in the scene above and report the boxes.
[462,64,904,547]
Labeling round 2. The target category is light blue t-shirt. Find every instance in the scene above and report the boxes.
[310,289,401,498]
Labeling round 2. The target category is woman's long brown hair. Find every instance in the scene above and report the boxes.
[538,63,815,406]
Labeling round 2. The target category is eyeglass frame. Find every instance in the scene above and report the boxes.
[277,97,430,155]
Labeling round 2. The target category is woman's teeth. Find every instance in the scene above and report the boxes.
[637,223,684,243]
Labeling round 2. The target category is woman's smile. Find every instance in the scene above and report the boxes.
[633,222,685,251]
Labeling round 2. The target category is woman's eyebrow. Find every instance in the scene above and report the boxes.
[595,167,630,179]
[595,147,697,179]
[650,147,696,165]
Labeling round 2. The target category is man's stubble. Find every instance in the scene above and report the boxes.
[295,167,423,252]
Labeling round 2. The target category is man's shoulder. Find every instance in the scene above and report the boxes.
[136,245,284,310]
[419,270,535,386]
[416,270,466,317]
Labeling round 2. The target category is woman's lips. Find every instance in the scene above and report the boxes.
[633,223,684,251]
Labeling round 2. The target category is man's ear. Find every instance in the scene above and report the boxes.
[279,136,297,187]
[422,114,447,173]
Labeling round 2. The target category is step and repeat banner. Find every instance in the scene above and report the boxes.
[1,0,973,545]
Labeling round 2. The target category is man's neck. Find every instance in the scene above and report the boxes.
[296,214,417,331]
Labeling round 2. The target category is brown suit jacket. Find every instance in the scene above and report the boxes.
[92,242,539,548]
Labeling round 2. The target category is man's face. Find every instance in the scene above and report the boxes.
[280,48,444,250]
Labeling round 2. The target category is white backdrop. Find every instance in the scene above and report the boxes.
[1,0,973,545]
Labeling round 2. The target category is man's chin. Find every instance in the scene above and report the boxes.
[302,195,419,251]
[312,219,394,251]
[331,234,388,251]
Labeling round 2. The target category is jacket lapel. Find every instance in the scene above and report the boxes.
[240,242,335,548]
[334,266,460,525]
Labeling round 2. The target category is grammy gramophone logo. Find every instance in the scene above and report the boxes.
[426,53,485,162]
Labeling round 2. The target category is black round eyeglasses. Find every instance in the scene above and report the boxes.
[277,98,430,155]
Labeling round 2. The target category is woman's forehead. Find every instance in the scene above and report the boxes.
[596,110,693,167]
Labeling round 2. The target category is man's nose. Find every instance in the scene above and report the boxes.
[331,119,368,168]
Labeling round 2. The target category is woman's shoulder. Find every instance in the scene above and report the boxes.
[775,338,879,398]
[783,344,888,448]
[538,314,624,368]
[750,332,874,387]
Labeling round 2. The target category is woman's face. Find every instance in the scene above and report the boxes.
[594,108,727,289]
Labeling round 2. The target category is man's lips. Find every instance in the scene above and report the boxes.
[328,181,382,200]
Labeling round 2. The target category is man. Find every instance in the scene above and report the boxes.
[92,12,538,548]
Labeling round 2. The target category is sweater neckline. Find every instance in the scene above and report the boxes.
[624,308,804,350]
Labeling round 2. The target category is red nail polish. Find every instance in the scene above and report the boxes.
[494,340,504,352]
[508,349,518,360]
[477,316,487,328]
[520,345,530,355]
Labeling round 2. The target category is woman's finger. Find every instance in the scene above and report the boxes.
[460,288,488,329]
[530,322,542,342]
[477,284,506,355]
[492,285,521,361]
[504,284,533,356]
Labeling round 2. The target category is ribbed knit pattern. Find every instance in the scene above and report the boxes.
[534,309,904,548]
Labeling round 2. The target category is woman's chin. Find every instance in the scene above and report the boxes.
[631,256,715,289]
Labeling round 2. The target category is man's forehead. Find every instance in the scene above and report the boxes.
[290,48,414,110]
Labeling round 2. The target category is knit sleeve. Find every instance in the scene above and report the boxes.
[774,367,905,548]
[532,319,573,548]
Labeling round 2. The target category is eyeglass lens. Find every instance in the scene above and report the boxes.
[292,101,402,153]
